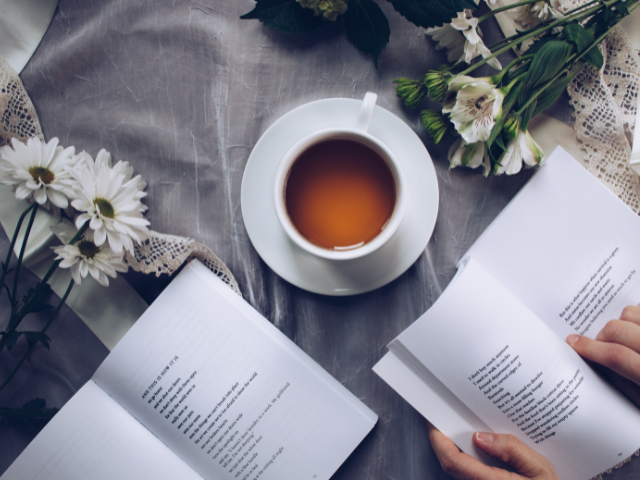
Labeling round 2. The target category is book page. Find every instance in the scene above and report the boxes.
[92,261,377,480]
[1,381,203,480]
[466,147,640,339]
[391,260,640,480]
[373,352,505,468]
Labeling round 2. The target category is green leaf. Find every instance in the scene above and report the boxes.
[0,398,57,428]
[386,0,477,29]
[240,0,327,34]
[582,47,603,70]
[24,331,51,350]
[532,63,584,116]
[21,283,53,315]
[520,41,573,100]
[495,134,507,152]
[344,0,390,66]
[520,100,537,131]
[5,331,19,350]
[502,82,522,115]
[487,121,504,148]
[563,24,592,54]
[563,23,603,69]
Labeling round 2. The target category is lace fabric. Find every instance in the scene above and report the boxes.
[0,56,44,147]
[558,0,640,212]
[0,56,241,296]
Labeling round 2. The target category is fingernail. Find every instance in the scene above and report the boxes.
[475,432,494,445]
[566,334,580,345]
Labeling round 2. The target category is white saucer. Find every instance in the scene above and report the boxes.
[240,98,439,296]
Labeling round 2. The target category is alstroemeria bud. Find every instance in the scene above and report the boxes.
[394,78,428,108]
[424,70,450,101]
[420,109,450,144]
[503,114,520,141]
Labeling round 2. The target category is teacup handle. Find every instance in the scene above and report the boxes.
[354,92,377,132]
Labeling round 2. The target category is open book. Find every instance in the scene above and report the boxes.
[3,260,377,480]
[373,147,640,480]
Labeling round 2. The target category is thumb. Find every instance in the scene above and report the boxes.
[473,432,557,479]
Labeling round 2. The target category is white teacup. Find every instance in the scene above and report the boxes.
[274,92,406,261]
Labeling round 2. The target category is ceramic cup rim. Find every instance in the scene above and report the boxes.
[274,128,406,261]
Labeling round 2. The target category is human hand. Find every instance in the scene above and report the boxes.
[566,303,640,407]
[427,422,559,480]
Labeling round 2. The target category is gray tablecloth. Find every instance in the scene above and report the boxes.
[1,0,639,478]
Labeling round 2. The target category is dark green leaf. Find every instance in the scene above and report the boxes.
[520,41,573,100]
[240,0,327,34]
[614,2,629,16]
[563,24,593,54]
[502,82,522,115]
[487,121,504,148]
[0,398,57,427]
[5,331,19,350]
[532,63,584,116]
[520,100,537,130]
[522,35,555,57]
[562,23,603,70]
[344,0,390,66]
[24,331,51,350]
[21,283,53,315]
[495,134,506,152]
[582,47,603,70]
[386,0,476,29]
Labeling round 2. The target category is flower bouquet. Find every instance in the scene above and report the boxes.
[396,0,637,175]
[0,137,149,423]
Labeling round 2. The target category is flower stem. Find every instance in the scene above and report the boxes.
[493,55,535,84]
[0,203,36,291]
[516,2,638,115]
[14,223,88,325]
[0,205,40,353]
[478,0,545,22]
[11,204,39,312]
[0,279,74,393]
[458,2,605,77]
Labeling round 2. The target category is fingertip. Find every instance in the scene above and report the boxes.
[566,334,581,346]
[474,431,495,446]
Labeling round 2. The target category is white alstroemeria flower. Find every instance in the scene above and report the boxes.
[448,138,491,176]
[495,129,545,175]
[52,222,127,287]
[513,0,563,29]
[443,78,504,144]
[69,149,149,254]
[450,12,502,70]
[0,137,78,208]
[425,24,466,63]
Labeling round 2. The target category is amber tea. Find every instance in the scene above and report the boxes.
[284,139,397,250]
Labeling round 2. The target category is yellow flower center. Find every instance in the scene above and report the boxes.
[29,166,55,185]
[78,240,100,259]
[94,198,115,218]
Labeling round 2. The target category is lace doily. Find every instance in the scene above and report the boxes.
[559,0,640,213]
[0,56,44,147]
[0,56,241,296]
[125,231,240,294]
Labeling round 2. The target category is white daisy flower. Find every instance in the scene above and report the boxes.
[513,0,563,29]
[52,221,127,287]
[69,149,149,254]
[0,137,78,208]
[495,129,545,175]
[450,11,502,70]
[443,78,504,144]
[448,138,491,176]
